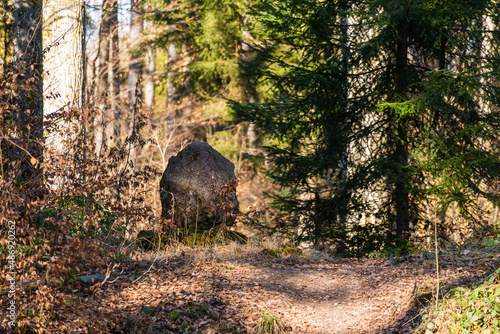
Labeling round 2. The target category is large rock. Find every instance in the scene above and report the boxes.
[159,141,239,231]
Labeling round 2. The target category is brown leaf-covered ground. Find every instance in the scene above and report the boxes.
[54,245,497,334]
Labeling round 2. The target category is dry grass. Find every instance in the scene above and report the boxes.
[134,232,334,269]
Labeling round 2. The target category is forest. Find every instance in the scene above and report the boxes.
[0,0,500,333]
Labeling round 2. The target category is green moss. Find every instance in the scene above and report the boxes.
[183,228,247,246]
[281,247,302,256]
[262,249,280,258]
[262,247,302,258]
[184,232,205,246]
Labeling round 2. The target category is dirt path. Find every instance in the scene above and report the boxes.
[60,250,496,333]
[212,254,494,334]
[237,262,416,333]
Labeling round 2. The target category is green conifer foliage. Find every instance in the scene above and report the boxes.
[147,0,260,160]
[231,0,500,250]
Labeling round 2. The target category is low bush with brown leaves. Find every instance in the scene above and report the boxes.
[0,58,160,332]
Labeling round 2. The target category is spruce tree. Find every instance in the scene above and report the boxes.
[231,0,500,251]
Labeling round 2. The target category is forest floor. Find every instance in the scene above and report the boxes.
[58,242,498,334]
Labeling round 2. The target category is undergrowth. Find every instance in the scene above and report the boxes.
[0,52,159,332]
[416,267,500,333]
[410,225,500,333]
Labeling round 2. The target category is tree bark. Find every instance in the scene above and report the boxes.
[127,0,144,168]
[110,0,120,109]
[144,43,156,110]
[108,0,121,147]
[95,0,112,157]
[1,0,12,69]
[394,20,410,238]
[166,43,177,113]
[10,0,43,181]
[43,0,84,188]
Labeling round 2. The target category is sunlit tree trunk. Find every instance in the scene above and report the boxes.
[144,43,156,110]
[165,42,177,145]
[0,0,12,69]
[107,0,121,147]
[43,0,84,188]
[109,0,120,111]
[166,43,177,112]
[94,0,112,158]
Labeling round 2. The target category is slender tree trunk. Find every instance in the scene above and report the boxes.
[107,0,121,146]
[144,43,156,110]
[127,0,143,168]
[128,0,143,105]
[109,0,120,105]
[166,43,177,114]
[95,0,112,157]
[241,19,257,154]
[337,1,351,227]
[394,21,410,238]
[165,42,177,146]
[1,0,12,70]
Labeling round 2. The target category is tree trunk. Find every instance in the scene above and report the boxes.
[394,21,410,238]
[1,0,12,69]
[110,0,120,109]
[127,0,143,168]
[165,43,177,145]
[43,0,84,188]
[166,43,177,112]
[337,1,350,226]
[95,0,112,158]
[144,43,156,110]
[241,21,257,155]
[11,0,43,181]
[107,0,121,147]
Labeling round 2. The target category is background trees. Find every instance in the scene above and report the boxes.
[0,0,498,255]
[146,0,262,163]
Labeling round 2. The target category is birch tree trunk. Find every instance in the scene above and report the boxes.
[43,0,84,188]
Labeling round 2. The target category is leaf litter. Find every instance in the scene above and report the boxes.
[53,247,498,333]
